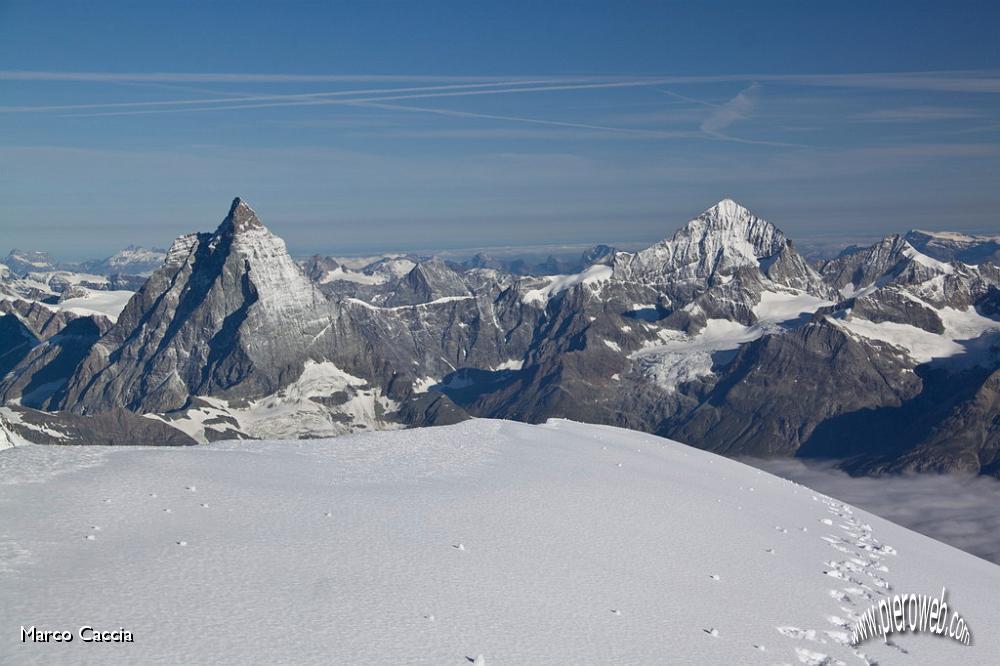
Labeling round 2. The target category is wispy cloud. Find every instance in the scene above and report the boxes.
[695,83,800,147]
[701,83,760,136]
[854,106,986,122]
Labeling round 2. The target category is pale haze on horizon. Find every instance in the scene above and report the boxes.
[2,1,999,260]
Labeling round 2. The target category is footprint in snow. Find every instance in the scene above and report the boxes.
[794,647,844,665]
[776,626,817,641]
[827,589,850,604]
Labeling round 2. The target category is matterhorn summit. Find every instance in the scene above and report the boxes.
[56,198,342,414]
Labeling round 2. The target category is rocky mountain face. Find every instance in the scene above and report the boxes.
[3,197,999,479]
[56,199,343,414]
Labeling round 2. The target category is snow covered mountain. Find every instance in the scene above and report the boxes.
[2,197,999,478]
[2,249,57,275]
[903,229,1000,265]
[78,244,167,277]
[1,419,997,665]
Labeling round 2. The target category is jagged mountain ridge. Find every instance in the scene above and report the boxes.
[2,197,999,478]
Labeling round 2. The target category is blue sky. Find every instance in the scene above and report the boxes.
[2,1,999,259]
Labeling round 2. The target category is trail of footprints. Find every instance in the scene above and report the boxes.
[84,485,206,547]
[777,498,902,666]
[72,444,908,665]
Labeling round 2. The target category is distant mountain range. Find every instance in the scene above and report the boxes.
[2,197,998,477]
[4,245,167,278]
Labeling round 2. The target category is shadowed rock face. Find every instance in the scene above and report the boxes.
[0,312,38,379]
[665,320,922,457]
[0,316,106,410]
[2,405,197,446]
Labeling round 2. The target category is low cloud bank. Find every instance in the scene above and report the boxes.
[745,458,1000,565]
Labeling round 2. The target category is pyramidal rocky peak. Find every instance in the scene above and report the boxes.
[219,197,266,235]
[2,196,999,479]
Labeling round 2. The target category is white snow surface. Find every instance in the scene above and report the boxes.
[150,360,399,442]
[522,264,613,305]
[830,305,1000,365]
[910,229,1000,243]
[54,289,135,322]
[317,265,387,285]
[0,288,135,322]
[900,243,955,275]
[491,358,524,372]
[2,419,998,665]
[632,289,832,391]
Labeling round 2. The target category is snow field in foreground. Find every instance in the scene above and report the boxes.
[1,419,998,665]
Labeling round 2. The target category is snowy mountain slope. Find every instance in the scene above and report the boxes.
[904,230,1000,265]
[51,288,135,323]
[78,245,167,277]
[147,360,403,442]
[2,249,57,275]
[616,198,830,299]
[0,264,56,301]
[1,420,997,665]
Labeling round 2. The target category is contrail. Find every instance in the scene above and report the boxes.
[0,79,578,113]
[4,68,999,91]
[56,78,712,117]
[0,70,538,83]
[658,89,721,108]
[352,101,700,139]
